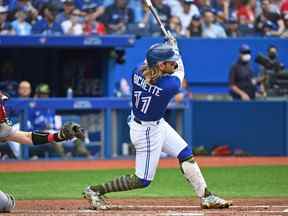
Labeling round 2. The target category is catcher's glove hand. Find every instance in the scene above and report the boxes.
[59,122,85,140]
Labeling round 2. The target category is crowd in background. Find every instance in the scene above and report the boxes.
[0,0,287,38]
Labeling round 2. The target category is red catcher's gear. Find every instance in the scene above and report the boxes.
[0,92,8,123]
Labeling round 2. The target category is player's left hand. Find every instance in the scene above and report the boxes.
[59,122,85,140]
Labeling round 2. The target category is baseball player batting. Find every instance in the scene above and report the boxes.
[0,92,84,147]
[82,35,232,209]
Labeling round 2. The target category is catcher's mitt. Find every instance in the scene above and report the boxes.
[59,122,85,140]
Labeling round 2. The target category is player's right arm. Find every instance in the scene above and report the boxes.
[165,35,185,83]
[172,57,185,83]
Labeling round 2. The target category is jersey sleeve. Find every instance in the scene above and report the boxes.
[160,76,181,96]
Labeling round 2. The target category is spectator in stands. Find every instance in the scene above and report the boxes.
[9,0,38,23]
[61,9,83,35]
[215,10,227,27]
[11,10,32,35]
[225,17,240,37]
[129,0,147,23]
[236,0,255,24]
[281,0,288,14]
[281,13,288,37]
[102,0,135,34]
[269,0,282,13]
[18,80,32,98]
[258,44,284,95]
[175,0,200,35]
[82,1,106,35]
[147,0,171,35]
[229,44,257,100]
[5,81,33,159]
[56,0,75,24]
[238,14,256,36]
[186,14,202,36]
[262,19,275,35]
[32,4,63,35]
[125,0,151,36]
[32,0,62,12]
[210,0,233,23]
[163,0,181,17]
[168,16,183,36]
[0,5,14,35]
[202,9,227,38]
[255,0,285,36]
[195,0,212,12]
[78,0,105,21]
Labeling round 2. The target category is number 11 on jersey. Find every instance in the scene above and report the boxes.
[134,91,152,114]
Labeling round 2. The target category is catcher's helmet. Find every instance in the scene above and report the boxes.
[146,43,180,68]
[0,191,15,213]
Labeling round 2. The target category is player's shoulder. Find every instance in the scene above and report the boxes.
[157,75,181,90]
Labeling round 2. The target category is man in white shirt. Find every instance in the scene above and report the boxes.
[172,0,200,35]
[202,9,227,38]
[61,9,83,35]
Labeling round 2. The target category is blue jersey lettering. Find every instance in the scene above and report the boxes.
[132,66,181,121]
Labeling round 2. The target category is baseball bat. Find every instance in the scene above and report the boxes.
[144,0,170,38]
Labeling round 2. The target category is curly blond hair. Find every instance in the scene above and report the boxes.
[141,64,163,85]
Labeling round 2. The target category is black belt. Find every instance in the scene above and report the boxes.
[134,117,160,125]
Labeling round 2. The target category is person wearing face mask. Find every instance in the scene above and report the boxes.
[229,44,256,101]
[257,44,285,96]
[267,45,279,66]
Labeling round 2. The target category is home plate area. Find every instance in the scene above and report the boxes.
[5,198,288,216]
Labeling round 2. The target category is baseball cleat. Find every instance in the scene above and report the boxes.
[82,186,108,210]
[200,194,232,209]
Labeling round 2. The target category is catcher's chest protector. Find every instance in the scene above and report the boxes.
[0,101,7,123]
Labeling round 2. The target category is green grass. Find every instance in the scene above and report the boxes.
[0,166,287,200]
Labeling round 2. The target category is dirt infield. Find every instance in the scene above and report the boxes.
[1,156,288,172]
[1,157,288,215]
[5,198,288,216]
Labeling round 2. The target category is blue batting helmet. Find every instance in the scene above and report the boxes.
[146,43,180,68]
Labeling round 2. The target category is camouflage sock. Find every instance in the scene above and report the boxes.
[91,174,144,195]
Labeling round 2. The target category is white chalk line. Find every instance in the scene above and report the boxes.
[159,213,204,216]
[12,205,288,213]
[112,205,288,208]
